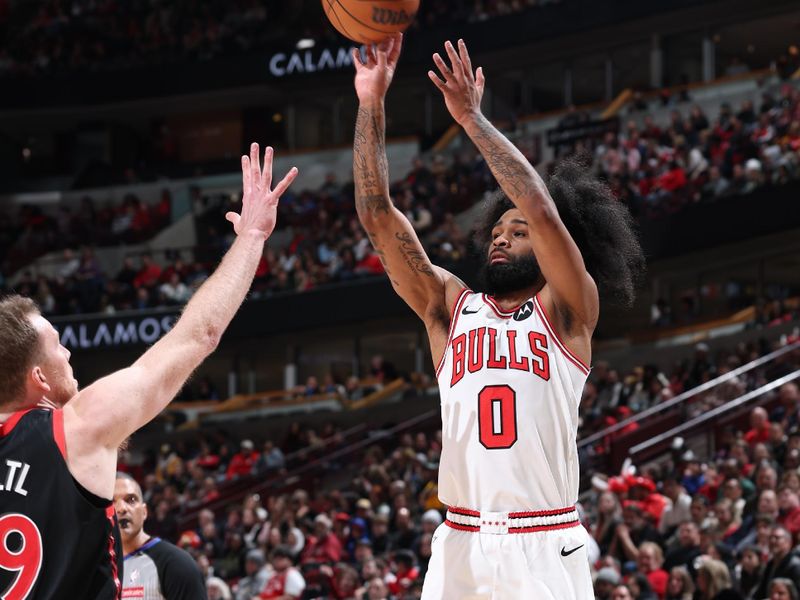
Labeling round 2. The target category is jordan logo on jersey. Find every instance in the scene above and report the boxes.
[450,327,550,387]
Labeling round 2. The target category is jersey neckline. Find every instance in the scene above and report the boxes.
[124,537,162,560]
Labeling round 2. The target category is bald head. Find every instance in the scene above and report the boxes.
[751,407,768,428]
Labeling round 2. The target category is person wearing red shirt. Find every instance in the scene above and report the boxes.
[134,254,163,288]
[195,443,221,470]
[301,514,343,565]
[637,542,668,599]
[628,477,669,530]
[260,546,306,599]
[777,486,800,538]
[744,407,771,447]
[355,247,385,275]
[656,162,687,193]
[225,439,259,480]
[388,550,419,596]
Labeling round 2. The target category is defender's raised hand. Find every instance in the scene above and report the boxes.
[353,32,403,102]
[226,143,298,239]
[429,39,485,125]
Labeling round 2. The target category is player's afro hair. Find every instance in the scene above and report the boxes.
[472,155,646,307]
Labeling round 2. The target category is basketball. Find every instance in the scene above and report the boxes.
[321,0,420,45]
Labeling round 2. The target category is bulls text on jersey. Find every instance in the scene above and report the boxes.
[449,327,550,387]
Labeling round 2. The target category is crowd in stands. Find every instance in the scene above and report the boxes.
[2,150,493,315]
[584,383,800,600]
[6,84,798,316]
[0,0,559,77]
[2,82,799,321]
[0,190,172,277]
[587,83,800,219]
[114,331,800,599]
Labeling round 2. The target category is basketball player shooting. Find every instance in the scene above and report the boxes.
[0,144,296,599]
[352,34,643,599]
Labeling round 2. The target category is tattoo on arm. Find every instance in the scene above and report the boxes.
[470,116,541,200]
[396,232,435,277]
[359,194,391,215]
[354,106,391,217]
[366,229,400,287]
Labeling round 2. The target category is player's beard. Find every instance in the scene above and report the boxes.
[43,362,79,408]
[478,251,542,296]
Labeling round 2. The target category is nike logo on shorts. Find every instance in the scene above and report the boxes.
[560,544,583,557]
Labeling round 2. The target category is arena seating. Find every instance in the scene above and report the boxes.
[4,77,798,325]
[121,324,800,597]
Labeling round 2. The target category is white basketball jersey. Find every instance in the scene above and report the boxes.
[435,289,590,511]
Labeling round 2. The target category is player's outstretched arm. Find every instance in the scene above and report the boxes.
[429,39,599,332]
[63,145,297,493]
[352,34,463,330]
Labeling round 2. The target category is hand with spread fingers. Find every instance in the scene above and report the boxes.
[226,143,298,240]
[353,32,404,103]
[428,39,486,126]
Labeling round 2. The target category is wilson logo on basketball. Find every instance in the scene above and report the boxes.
[371,7,415,26]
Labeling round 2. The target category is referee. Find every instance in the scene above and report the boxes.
[114,473,207,599]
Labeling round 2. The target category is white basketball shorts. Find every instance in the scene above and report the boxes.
[421,506,593,600]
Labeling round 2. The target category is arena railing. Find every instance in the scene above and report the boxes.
[628,369,800,466]
[578,339,800,479]
[579,340,800,451]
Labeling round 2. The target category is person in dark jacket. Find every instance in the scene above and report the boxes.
[755,526,800,599]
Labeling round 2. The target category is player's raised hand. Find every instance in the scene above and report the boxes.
[226,143,298,240]
[353,32,403,102]
[429,39,485,126]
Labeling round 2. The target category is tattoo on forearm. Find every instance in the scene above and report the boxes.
[395,232,434,277]
[354,106,391,217]
[365,229,400,287]
[357,194,391,215]
[472,118,535,199]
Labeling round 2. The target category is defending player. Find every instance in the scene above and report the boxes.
[351,34,644,599]
[0,144,297,599]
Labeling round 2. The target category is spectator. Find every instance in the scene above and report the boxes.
[134,254,163,289]
[769,578,800,600]
[257,441,286,472]
[744,406,769,447]
[207,577,233,600]
[226,440,259,480]
[664,521,702,572]
[756,525,800,598]
[235,549,270,600]
[627,572,659,600]
[594,490,624,554]
[612,584,635,600]
[259,546,305,599]
[388,550,419,597]
[389,507,418,551]
[665,566,695,600]
[595,567,622,600]
[733,546,763,599]
[777,487,800,537]
[360,576,390,600]
[638,541,669,598]
[661,477,693,536]
[610,502,661,563]
[695,558,739,600]
[301,514,343,565]
[160,272,192,304]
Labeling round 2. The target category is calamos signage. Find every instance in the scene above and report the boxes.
[56,313,179,350]
[268,45,359,78]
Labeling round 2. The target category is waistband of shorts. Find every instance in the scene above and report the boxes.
[445,505,580,534]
